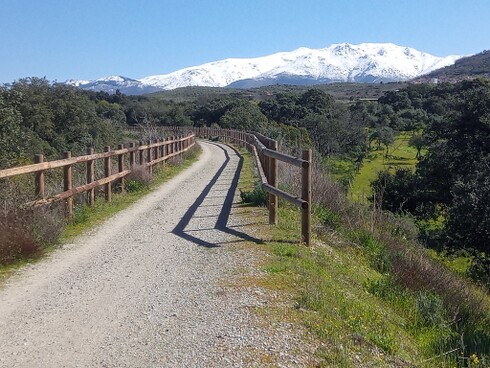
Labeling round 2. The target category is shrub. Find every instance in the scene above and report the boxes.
[316,206,342,229]
[467,254,490,291]
[350,230,391,274]
[415,291,447,327]
[240,183,267,206]
[125,164,152,192]
[0,178,65,265]
[0,205,64,264]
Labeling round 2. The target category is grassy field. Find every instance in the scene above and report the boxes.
[237,145,490,367]
[349,133,419,202]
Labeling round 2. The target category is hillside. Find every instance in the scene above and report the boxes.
[414,50,490,82]
[147,82,408,102]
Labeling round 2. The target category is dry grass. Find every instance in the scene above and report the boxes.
[0,178,65,265]
[127,163,153,184]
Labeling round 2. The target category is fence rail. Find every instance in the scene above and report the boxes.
[1,124,311,245]
[0,133,196,218]
[166,126,312,245]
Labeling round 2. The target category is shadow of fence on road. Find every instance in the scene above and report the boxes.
[172,142,264,248]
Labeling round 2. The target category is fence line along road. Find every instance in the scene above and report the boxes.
[1,126,312,245]
[0,134,196,218]
[167,126,312,245]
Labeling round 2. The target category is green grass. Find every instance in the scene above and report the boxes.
[257,205,486,367]
[426,249,473,276]
[264,208,420,366]
[350,133,419,202]
[236,145,490,367]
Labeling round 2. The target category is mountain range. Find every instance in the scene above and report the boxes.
[67,43,463,95]
[413,50,490,83]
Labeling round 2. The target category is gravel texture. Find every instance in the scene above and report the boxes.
[0,141,317,368]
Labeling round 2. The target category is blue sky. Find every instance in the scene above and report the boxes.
[0,0,488,84]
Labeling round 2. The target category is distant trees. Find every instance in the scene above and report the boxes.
[0,78,125,165]
[0,94,26,168]
[371,79,490,284]
[219,101,267,131]
[259,89,366,155]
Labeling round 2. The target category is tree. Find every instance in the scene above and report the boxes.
[371,168,420,214]
[219,101,267,131]
[445,157,490,254]
[370,126,394,156]
[0,99,26,169]
[408,134,426,159]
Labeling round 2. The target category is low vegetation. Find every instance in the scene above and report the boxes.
[238,146,490,366]
[0,145,201,274]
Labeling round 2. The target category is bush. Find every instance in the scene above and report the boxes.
[467,254,490,290]
[0,205,64,264]
[350,230,391,274]
[415,291,447,327]
[240,183,267,206]
[125,164,152,192]
[316,206,342,229]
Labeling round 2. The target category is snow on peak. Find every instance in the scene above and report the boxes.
[138,43,462,90]
[70,43,464,94]
[96,75,137,83]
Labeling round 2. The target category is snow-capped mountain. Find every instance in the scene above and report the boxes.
[69,43,463,94]
[67,75,162,95]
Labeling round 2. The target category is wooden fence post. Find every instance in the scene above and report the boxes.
[118,143,125,192]
[87,147,95,206]
[301,149,312,245]
[129,143,135,168]
[147,140,152,175]
[104,146,112,202]
[63,151,73,218]
[157,138,162,164]
[34,154,45,200]
[139,141,144,165]
[269,140,278,225]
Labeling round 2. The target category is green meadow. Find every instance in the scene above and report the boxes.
[350,133,419,202]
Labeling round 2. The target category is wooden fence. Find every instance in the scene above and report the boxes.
[0,134,196,218]
[168,126,312,245]
[1,125,311,245]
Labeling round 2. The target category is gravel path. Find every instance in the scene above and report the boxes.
[0,141,315,368]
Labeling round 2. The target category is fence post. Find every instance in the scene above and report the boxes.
[34,154,45,200]
[269,141,278,225]
[139,141,144,165]
[301,149,312,245]
[118,144,125,192]
[63,151,73,218]
[147,140,152,174]
[129,143,136,168]
[158,139,162,161]
[154,139,159,162]
[104,146,112,202]
[179,137,183,160]
[87,147,95,206]
[164,137,169,162]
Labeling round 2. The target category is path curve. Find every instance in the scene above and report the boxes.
[0,141,268,367]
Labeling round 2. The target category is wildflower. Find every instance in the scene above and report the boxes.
[469,353,479,366]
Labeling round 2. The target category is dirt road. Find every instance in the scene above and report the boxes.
[0,141,277,367]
